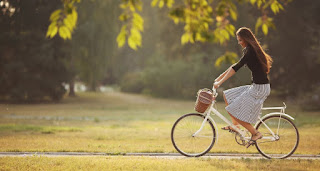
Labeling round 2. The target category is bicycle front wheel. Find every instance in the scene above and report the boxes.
[171,113,216,157]
[255,115,299,159]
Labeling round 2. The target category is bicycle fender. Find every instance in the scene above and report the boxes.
[255,112,295,128]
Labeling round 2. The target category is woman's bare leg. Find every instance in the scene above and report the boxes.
[229,117,257,135]
[223,94,260,138]
[223,94,240,126]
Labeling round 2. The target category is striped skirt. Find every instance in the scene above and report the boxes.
[223,83,270,124]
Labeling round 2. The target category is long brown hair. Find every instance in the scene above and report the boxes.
[236,27,273,74]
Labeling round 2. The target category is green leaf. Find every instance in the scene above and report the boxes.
[136,3,142,11]
[216,2,227,16]
[172,17,179,24]
[267,17,276,29]
[229,8,237,21]
[257,0,263,8]
[46,29,51,38]
[125,27,142,50]
[271,2,278,14]
[49,9,61,21]
[166,0,174,8]
[117,25,127,48]
[195,32,205,42]
[158,0,164,8]
[129,3,136,11]
[63,17,73,32]
[213,28,225,44]
[255,17,262,34]
[47,22,56,33]
[65,14,76,30]
[120,3,127,9]
[226,52,238,64]
[215,55,225,67]
[151,0,159,7]
[250,0,256,5]
[59,26,71,40]
[278,3,284,10]
[119,14,128,21]
[133,13,144,31]
[203,23,209,30]
[181,33,189,44]
[128,35,138,50]
[46,22,58,38]
[49,26,58,38]
[130,28,142,46]
[262,24,268,35]
[215,52,238,67]
[221,29,230,40]
[226,24,235,36]
[71,9,78,26]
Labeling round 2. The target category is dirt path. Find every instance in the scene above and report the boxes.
[0,152,318,160]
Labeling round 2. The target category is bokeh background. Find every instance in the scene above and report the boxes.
[0,0,319,109]
[0,0,320,165]
[1,1,320,170]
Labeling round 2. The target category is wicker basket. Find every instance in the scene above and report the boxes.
[195,88,213,113]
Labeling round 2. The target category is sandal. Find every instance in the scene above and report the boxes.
[221,125,240,134]
[246,131,263,148]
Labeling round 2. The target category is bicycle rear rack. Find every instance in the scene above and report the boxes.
[261,102,286,113]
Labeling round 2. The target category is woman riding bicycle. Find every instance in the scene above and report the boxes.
[213,27,272,148]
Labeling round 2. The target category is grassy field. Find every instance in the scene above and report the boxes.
[0,156,319,171]
[0,91,319,155]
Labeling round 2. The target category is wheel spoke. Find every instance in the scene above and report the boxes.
[256,116,299,159]
[171,113,216,157]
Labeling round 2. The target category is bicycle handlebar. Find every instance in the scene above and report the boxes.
[212,87,218,98]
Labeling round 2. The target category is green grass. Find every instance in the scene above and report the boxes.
[0,156,319,171]
[0,124,82,134]
[0,91,319,155]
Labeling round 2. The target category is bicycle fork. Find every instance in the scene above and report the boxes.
[192,114,211,137]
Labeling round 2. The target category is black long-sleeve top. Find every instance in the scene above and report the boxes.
[232,45,270,84]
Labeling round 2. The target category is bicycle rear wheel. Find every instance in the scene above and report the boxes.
[171,113,216,157]
[255,115,299,159]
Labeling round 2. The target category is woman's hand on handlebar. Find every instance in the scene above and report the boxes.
[213,82,220,89]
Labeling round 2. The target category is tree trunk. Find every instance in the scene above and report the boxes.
[69,79,76,97]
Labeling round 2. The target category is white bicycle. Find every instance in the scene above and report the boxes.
[171,88,299,159]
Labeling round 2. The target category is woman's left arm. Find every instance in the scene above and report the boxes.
[213,66,236,88]
[215,63,237,82]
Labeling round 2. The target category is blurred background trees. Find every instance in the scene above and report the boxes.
[0,0,319,110]
[266,0,320,110]
[0,0,71,102]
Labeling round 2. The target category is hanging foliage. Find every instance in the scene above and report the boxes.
[46,0,80,40]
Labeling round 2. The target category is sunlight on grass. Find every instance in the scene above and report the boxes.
[0,91,319,155]
[0,124,82,134]
[0,156,319,171]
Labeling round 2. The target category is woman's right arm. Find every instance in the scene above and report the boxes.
[215,64,235,82]
[214,65,236,88]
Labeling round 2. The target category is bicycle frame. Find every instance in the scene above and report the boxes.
[193,88,295,143]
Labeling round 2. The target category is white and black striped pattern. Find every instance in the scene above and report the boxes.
[223,83,270,124]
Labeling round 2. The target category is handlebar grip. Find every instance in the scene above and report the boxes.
[212,88,218,98]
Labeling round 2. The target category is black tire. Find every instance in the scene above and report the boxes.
[255,115,299,159]
[171,113,216,157]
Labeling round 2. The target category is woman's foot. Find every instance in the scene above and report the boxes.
[221,125,240,133]
[246,131,263,148]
